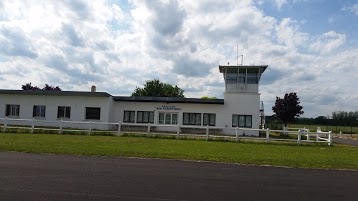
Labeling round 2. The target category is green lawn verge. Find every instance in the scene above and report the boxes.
[0,133,357,170]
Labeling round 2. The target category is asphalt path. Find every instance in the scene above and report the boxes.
[333,137,358,146]
[0,152,357,201]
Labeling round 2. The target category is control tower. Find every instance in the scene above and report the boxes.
[218,65,267,131]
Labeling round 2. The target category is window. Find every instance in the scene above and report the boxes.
[57,106,71,119]
[137,111,154,123]
[6,104,20,117]
[123,110,135,123]
[183,113,201,125]
[247,68,259,84]
[232,115,252,128]
[226,68,238,84]
[33,105,46,118]
[238,68,246,84]
[203,113,216,126]
[159,112,178,125]
[85,107,101,120]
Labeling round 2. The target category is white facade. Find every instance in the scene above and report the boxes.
[0,93,112,129]
[0,65,267,136]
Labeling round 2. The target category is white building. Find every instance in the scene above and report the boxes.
[0,65,267,136]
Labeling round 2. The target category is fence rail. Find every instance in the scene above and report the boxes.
[0,117,332,145]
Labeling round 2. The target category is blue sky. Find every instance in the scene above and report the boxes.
[0,0,357,117]
[260,1,358,41]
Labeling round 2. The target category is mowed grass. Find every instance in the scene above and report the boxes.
[0,133,357,170]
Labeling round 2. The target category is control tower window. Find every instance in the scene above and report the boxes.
[226,68,238,84]
[238,68,246,83]
[247,68,259,84]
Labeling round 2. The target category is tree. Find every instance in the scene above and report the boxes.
[131,79,185,97]
[332,111,358,126]
[315,116,328,125]
[21,83,40,90]
[201,96,217,99]
[22,83,62,91]
[42,84,62,91]
[272,92,304,127]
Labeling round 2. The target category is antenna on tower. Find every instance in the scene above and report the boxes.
[236,45,239,65]
[236,45,244,65]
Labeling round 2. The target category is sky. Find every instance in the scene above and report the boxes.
[0,0,357,117]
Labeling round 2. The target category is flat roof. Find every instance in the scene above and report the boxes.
[0,89,111,97]
[113,96,224,104]
[219,65,268,73]
[0,89,224,104]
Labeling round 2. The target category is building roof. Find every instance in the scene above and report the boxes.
[218,65,268,73]
[0,89,111,97]
[0,89,224,104]
[113,96,224,104]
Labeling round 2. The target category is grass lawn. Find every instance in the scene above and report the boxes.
[0,133,357,170]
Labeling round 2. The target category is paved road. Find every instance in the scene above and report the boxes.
[0,152,357,201]
[333,137,358,146]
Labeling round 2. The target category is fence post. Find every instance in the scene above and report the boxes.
[266,128,270,143]
[235,126,239,142]
[339,131,342,138]
[3,117,7,132]
[298,129,302,144]
[31,118,35,134]
[117,121,121,136]
[206,125,209,141]
[306,128,310,141]
[328,131,332,146]
[283,126,287,136]
[59,120,63,134]
[88,121,92,135]
[147,123,151,134]
[176,124,180,138]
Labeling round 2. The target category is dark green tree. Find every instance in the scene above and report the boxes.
[272,92,304,127]
[332,111,358,126]
[22,83,40,90]
[42,84,62,91]
[315,116,328,125]
[22,83,62,91]
[131,79,185,97]
[201,96,217,99]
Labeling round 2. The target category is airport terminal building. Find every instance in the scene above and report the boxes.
[0,65,267,136]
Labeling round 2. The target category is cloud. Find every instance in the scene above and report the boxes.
[274,0,288,9]
[0,0,357,117]
[275,18,309,49]
[43,53,104,85]
[0,55,10,62]
[62,0,90,20]
[309,31,346,54]
[61,23,85,47]
[260,68,284,85]
[0,25,38,58]
[171,54,214,77]
[145,0,186,36]
[343,4,358,16]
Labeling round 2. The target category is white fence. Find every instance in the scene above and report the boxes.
[0,117,332,145]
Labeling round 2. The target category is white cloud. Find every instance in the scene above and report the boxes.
[274,0,288,9]
[343,4,358,15]
[310,31,346,54]
[0,0,357,117]
[275,18,309,50]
